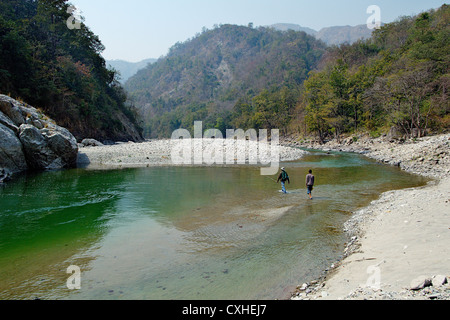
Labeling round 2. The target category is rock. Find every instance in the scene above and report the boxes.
[27,118,44,129]
[387,126,403,140]
[19,104,43,122]
[81,138,104,147]
[299,283,308,291]
[0,168,12,183]
[0,95,25,126]
[0,123,28,173]
[410,276,432,291]
[19,124,78,171]
[0,95,79,175]
[19,124,53,170]
[0,110,19,133]
[432,275,447,287]
[42,127,78,167]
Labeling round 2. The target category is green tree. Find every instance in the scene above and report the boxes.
[303,72,332,142]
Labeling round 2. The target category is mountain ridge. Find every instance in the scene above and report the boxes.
[270,23,374,45]
[118,23,374,93]
[125,24,327,138]
[124,4,449,140]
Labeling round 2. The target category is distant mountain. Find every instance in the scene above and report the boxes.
[270,23,374,45]
[107,58,157,83]
[316,24,374,45]
[125,24,327,138]
[270,23,317,36]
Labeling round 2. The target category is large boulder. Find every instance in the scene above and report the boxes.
[0,123,28,173]
[43,127,78,167]
[0,95,78,174]
[18,124,54,170]
[19,124,78,171]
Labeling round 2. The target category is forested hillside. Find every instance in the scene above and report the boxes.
[2,1,446,143]
[301,5,449,142]
[0,0,143,142]
[126,5,448,141]
[125,24,326,138]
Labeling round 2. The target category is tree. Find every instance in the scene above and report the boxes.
[303,72,332,143]
[383,60,435,137]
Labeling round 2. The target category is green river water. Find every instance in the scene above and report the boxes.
[0,151,428,300]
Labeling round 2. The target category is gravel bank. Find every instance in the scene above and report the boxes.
[77,138,308,169]
[285,134,450,300]
[283,133,450,179]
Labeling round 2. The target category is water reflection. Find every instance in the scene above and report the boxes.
[0,169,136,299]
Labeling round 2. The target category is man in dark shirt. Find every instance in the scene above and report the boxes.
[306,170,315,200]
[277,167,290,194]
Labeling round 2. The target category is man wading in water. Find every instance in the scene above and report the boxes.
[306,170,315,200]
[277,167,290,194]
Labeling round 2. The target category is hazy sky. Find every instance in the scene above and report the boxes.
[69,0,448,62]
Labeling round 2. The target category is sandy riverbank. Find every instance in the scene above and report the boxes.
[287,133,450,300]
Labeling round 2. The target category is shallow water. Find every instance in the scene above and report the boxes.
[0,151,428,300]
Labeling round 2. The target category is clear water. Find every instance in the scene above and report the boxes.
[0,151,428,300]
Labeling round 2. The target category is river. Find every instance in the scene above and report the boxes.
[0,150,428,300]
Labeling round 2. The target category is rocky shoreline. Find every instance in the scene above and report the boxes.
[282,133,450,179]
[283,133,450,300]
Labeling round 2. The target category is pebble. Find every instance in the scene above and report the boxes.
[299,283,308,291]
[432,275,447,287]
[410,276,432,291]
